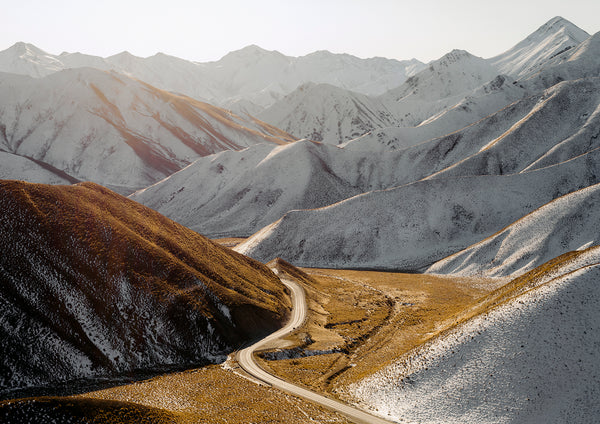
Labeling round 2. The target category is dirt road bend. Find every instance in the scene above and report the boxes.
[236,277,394,424]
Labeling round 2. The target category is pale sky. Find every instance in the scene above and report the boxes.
[2,0,599,63]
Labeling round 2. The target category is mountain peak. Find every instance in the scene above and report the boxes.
[491,16,589,77]
[218,44,287,63]
[529,16,589,42]
[229,44,272,56]
[6,42,48,56]
[434,49,479,67]
[108,50,138,60]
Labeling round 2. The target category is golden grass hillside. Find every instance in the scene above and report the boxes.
[260,259,502,394]
[0,180,291,396]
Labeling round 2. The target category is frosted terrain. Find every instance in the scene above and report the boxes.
[0,68,292,193]
[349,253,600,423]
[429,183,600,277]
[0,42,424,111]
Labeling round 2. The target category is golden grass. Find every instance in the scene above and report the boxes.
[1,180,291,338]
[212,237,248,248]
[259,260,503,394]
[74,365,351,424]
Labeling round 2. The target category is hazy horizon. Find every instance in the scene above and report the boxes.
[2,0,599,64]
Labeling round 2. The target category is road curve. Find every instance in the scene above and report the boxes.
[237,277,394,424]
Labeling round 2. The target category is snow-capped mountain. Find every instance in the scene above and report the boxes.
[0,181,290,397]
[134,69,595,240]
[428,183,600,277]
[130,140,362,238]
[257,83,400,144]
[427,76,600,179]
[380,49,500,127]
[254,17,591,146]
[0,42,425,110]
[235,144,600,269]
[0,68,294,193]
[491,16,590,78]
[524,31,600,90]
[350,248,600,423]
[343,74,528,152]
[0,42,64,77]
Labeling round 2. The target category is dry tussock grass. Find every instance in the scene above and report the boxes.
[260,260,502,394]
[1,180,291,341]
[74,365,350,424]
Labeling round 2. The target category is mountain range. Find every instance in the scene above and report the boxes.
[0,67,294,194]
[1,15,600,422]
[0,42,424,112]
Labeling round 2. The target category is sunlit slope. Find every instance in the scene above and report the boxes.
[491,16,589,77]
[0,68,294,194]
[130,140,362,238]
[428,183,600,277]
[349,247,600,423]
[235,147,600,269]
[0,181,290,396]
[258,82,400,145]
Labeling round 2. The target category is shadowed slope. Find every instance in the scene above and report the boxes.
[0,181,291,398]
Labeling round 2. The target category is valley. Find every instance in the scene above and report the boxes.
[1,13,599,424]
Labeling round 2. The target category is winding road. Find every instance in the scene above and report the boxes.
[237,277,393,424]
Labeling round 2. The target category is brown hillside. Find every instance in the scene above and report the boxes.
[0,180,291,397]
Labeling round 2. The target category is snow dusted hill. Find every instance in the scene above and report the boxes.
[0,42,424,109]
[428,183,600,277]
[343,74,528,152]
[257,83,399,144]
[525,30,600,90]
[0,150,78,185]
[380,50,500,127]
[428,76,600,179]
[235,146,600,269]
[349,249,600,423]
[0,181,290,397]
[491,16,589,78]
[130,140,362,237]
[258,17,590,148]
[134,70,597,240]
[0,68,294,193]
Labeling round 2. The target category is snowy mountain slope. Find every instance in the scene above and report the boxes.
[136,54,600,241]
[380,50,500,127]
[523,31,600,91]
[349,250,600,423]
[106,50,221,103]
[0,68,294,193]
[132,75,580,238]
[0,150,78,185]
[0,42,63,78]
[130,140,362,238]
[428,183,600,277]
[202,45,425,105]
[253,18,590,147]
[490,16,589,78]
[235,146,600,270]
[258,83,400,144]
[428,77,600,180]
[0,42,424,108]
[0,181,291,397]
[344,74,528,152]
